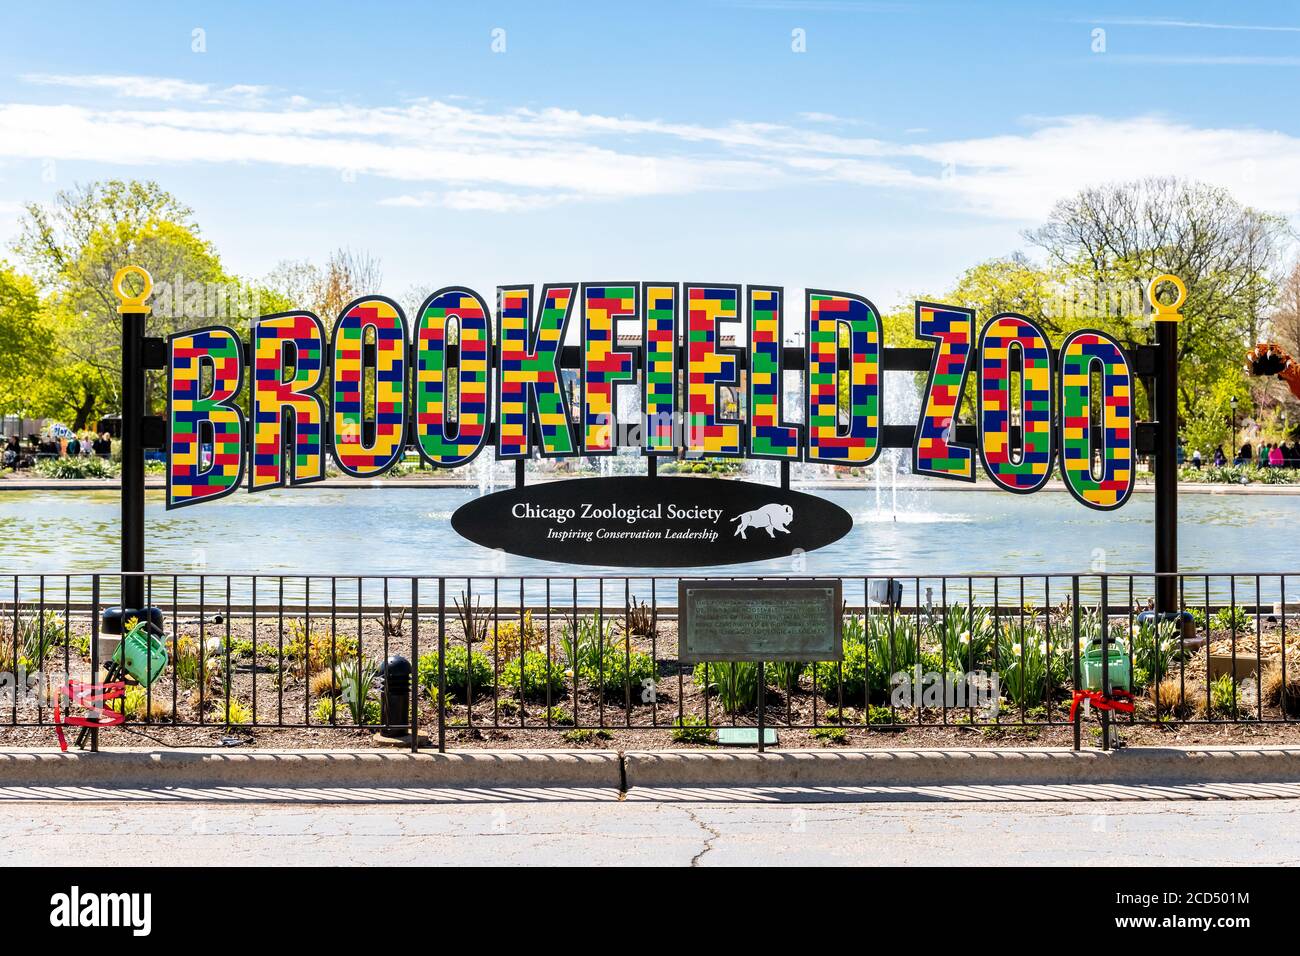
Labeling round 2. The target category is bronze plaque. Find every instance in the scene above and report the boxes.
[678,579,842,663]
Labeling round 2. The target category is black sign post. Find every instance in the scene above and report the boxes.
[1149,275,1186,615]
[113,267,154,616]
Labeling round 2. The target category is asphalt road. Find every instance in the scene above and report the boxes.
[4,788,1300,866]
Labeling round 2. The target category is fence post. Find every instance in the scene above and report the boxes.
[757,661,766,753]
[1100,574,1111,752]
[410,577,419,753]
[1071,575,1081,752]
[90,575,100,753]
[438,577,446,754]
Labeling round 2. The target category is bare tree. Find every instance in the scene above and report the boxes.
[1273,259,1300,353]
[1026,178,1294,451]
[312,248,383,319]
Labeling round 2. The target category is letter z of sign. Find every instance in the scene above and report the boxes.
[912,301,976,481]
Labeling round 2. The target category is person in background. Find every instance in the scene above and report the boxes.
[1259,443,1270,468]
[1270,443,1284,468]
[1213,446,1226,467]
[92,432,111,458]
[65,434,80,457]
[1191,448,1202,469]
[1237,442,1253,466]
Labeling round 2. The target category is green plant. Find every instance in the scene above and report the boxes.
[283,621,358,675]
[559,614,612,677]
[809,726,848,743]
[765,659,805,690]
[219,637,255,659]
[172,636,216,690]
[34,456,119,479]
[417,646,494,702]
[670,714,712,743]
[314,696,380,724]
[1131,618,1180,690]
[1209,674,1245,718]
[812,637,870,702]
[930,604,996,672]
[543,705,574,726]
[337,658,379,724]
[213,697,252,725]
[562,728,612,744]
[483,611,545,662]
[111,685,169,721]
[867,704,897,725]
[1210,606,1252,634]
[811,612,924,704]
[996,625,1065,711]
[577,638,655,699]
[0,607,65,668]
[693,660,759,713]
[500,650,565,700]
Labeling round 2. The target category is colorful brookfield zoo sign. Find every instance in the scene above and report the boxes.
[166,282,1135,562]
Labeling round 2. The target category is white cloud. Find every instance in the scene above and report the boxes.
[1,75,1299,222]
[20,73,272,105]
[1104,55,1300,66]
[1080,18,1300,33]
[381,190,570,212]
[908,115,1300,220]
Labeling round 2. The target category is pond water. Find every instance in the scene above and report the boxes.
[1,484,1296,581]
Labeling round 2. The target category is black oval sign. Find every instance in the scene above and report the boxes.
[451,476,853,568]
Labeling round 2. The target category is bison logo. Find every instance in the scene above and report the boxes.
[731,503,794,539]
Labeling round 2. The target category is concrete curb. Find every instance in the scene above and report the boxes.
[623,746,1300,788]
[0,749,623,790]
[3,746,1300,791]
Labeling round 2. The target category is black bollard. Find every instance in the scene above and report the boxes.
[378,655,411,739]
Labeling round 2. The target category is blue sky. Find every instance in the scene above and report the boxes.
[1,0,1298,311]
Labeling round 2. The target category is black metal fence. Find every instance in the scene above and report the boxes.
[0,571,1295,752]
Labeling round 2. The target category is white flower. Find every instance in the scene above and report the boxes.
[1011,642,1023,657]
[959,630,971,645]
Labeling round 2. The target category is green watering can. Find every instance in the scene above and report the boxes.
[1080,638,1130,693]
[111,620,168,686]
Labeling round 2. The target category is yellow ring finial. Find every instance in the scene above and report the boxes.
[1147,274,1186,323]
[112,265,153,315]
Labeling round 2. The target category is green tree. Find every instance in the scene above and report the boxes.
[0,261,53,416]
[15,180,252,418]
